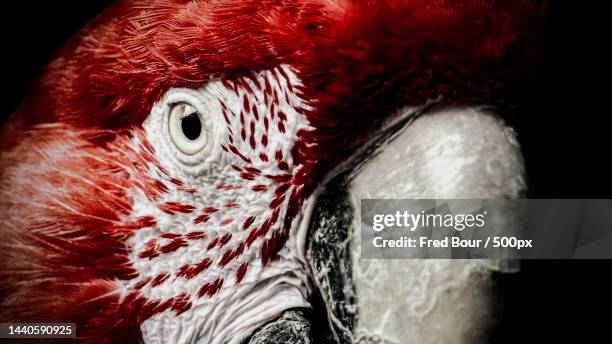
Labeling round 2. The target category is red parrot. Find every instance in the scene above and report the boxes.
[0,0,542,343]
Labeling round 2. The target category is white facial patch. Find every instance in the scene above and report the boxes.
[118,65,314,344]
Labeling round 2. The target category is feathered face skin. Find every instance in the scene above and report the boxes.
[0,0,542,342]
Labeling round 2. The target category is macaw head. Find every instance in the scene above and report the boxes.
[0,0,542,342]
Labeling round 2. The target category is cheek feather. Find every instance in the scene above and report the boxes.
[107,65,315,334]
[0,127,172,341]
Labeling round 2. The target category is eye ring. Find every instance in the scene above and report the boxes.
[168,102,208,155]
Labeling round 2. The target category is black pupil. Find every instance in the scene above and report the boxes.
[181,112,201,140]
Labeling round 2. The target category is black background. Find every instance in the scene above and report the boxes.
[0,1,609,342]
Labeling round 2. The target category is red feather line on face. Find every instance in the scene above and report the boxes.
[0,0,544,341]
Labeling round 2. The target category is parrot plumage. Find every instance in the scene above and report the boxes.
[0,1,542,342]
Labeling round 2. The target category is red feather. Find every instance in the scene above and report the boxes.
[1,1,544,342]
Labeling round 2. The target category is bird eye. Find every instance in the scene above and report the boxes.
[169,102,207,155]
